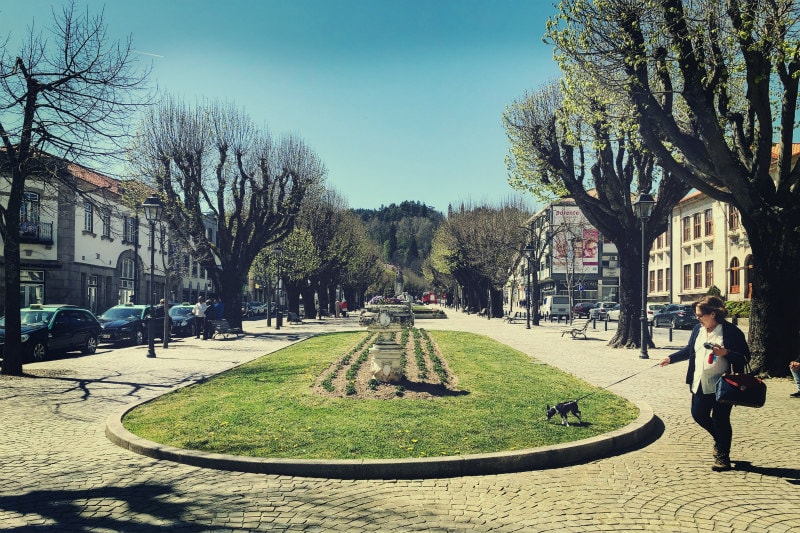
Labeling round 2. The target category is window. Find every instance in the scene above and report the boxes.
[101,209,111,238]
[656,233,663,249]
[694,263,702,288]
[683,265,691,290]
[729,208,740,231]
[21,191,41,223]
[657,269,664,292]
[124,216,137,243]
[84,201,93,233]
[729,258,741,294]
[704,209,713,236]
[682,216,691,242]
[120,258,136,305]
[666,268,671,292]
[693,213,702,239]
[649,270,655,292]
[705,260,714,287]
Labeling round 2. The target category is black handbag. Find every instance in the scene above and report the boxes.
[715,365,766,408]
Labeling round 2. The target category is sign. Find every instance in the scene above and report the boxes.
[551,207,599,275]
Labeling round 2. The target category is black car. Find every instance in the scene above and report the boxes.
[0,304,101,362]
[652,304,698,329]
[169,304,197,337]
[98,304,168,345]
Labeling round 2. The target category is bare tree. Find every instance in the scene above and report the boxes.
[548,0,800,374]
[130,97,325,328]
[0,2,150,375]
[504,80,689,348]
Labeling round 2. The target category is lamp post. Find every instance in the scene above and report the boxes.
[141,195,164,358]
[523,242,534,329]
[274,244,283,330]
[633,192,655,359]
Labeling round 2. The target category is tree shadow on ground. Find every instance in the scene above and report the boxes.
[0,483,226,532]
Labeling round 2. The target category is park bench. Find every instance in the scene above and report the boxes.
[287,312,303,324]
[209,319,242,340]
[560,318,590,339]
[503,311,526,323]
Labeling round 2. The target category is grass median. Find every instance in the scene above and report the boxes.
[122,330,638,460]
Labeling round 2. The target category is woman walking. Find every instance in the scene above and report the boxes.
[659,295,750,471]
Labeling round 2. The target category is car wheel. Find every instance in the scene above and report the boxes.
[82,335,98,355]
[30,342,47,362]
[135,329,146,345]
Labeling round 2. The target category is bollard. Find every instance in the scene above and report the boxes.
[668,326,673,343]
[604,317,609,331]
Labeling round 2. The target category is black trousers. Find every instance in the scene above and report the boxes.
[690,383,733,455]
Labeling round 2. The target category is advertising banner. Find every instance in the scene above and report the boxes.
[551,206,599,275]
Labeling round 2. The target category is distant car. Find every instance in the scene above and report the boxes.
[652,304,698,329]
[97,304,168,345]
[168,304,197,337]
[0,304,101,362]
[572,301,596,318]
[646,303,665,325]
[606,304,621,321]
[589,302,617,320]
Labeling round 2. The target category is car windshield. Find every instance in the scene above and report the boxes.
[0,310,55,327]
[169,307,193,318]
[100,307,141,320]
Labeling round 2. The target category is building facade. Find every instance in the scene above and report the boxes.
[1,160,212,315]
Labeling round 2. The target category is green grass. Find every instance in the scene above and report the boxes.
[122,330,638,459]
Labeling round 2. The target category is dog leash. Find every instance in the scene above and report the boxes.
[574,361,661,402]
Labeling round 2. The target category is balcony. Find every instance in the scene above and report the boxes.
[19,220,54,244]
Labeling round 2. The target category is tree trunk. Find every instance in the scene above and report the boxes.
[745,216,800,376]
[0,168,26,376]
[490,288,504,318]
[609,239,646,349]
[300,285,315,318]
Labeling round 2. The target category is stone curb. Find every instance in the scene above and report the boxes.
[105,395,658,479]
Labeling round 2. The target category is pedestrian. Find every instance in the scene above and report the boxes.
[340,299,348,318]
[790,355,800,398]
[659,295,750,471]
[192,296,207,339]
[335,299,341,318]
[204,298,217,339]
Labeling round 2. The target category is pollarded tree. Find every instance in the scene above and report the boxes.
[129,97,324,328]
[0,3,150,375]
[548,0,800,374]
[504,79,690,348]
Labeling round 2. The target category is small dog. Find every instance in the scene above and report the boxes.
[546,400,582,427]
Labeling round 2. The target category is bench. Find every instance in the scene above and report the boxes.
[209,319,242,340]
[560,318,590,339]
[287,312,303,324]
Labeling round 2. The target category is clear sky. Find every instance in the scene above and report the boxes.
[3,0,562,214]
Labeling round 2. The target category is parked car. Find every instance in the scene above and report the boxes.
[97,304,167,345]
[652,304,698,329]
[606,304,621,321]
[0,304,101,362]
[572,301,596,318]
[589,301,617,320]
[168,304,197,337]
[646,303,665,324]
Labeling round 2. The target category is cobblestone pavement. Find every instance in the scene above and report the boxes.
[1,312,798,532]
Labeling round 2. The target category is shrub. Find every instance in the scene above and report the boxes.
[725,300,750,318]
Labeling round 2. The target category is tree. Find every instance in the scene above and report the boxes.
[548,0,800,374]
[129,97,324,328]
[0,2,150,375]
[504,79,689,348]
[430,201,531,317]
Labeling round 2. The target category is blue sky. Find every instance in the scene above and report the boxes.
[3,1,561,214]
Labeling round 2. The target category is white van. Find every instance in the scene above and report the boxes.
[540,295,571,319]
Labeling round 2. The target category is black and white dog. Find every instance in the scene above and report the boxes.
[545,400,582,427]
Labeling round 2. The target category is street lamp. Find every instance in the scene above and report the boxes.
[522,242,534,329]
[633,192,655,359]
[274,244,283,330]
[141,195,164,358]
